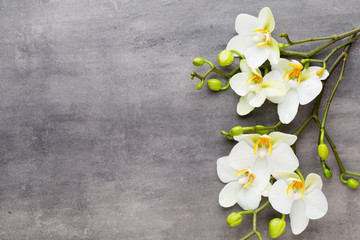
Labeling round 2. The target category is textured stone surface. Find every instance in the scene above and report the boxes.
[0,0,359,239]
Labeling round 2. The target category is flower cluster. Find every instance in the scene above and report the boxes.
[227,7,329,124]
[190,5,360,240]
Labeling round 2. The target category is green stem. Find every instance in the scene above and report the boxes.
[293,114,313,136]
[324,34,360,62]
[344,171,360,178]
[296,168,305,182]
[279,33,337,46]
[320,56,347,130]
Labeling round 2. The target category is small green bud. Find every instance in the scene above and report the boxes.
[207,79,222,91]
[278,43,285,50]
[323,168,332,178]
[269,218,286,239]
[346,178,359,189]
[192,57,205,66]
[218,50,234,67]
[196,82,203,90]
[318,143,329,160]
[221,131,228,135]
[226,135,234,140]
[230,126,243,136]
[227,212,242,227]
[255,125,269,135]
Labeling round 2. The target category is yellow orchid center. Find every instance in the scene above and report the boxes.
[236,168,256,188]
[284,61,304,84]
[252,29,272,47]
[246,73,263,91]
[286,179,305,199]
[254,136,273,157]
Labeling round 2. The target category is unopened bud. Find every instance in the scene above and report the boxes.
[346,178,359,189]
[269,218,286,238]
[323,168,332,178]
[316,68,324,76]
[318,143,329,160]
[192,57,205,66]
[218,50,234,67]
[278,43,285,50]
[196,82,203,90]
[226,135,234,140]
[227,212,242,227]
[230,126,243,136]
[207,79,222,91]
[255,125,269,135]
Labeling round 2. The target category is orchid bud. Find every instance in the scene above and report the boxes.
[226,135,234,140]
[230,126,243,136]
[318,143,329,160]
[192,57,205,66]
[255,125,269,135]
[207,79,222,91]
[218,50,234,67]
[278,43,285,50]
[323,168,332,178]
[227,212,242,227]
[269,218,286,238]
[346,178,359,189]
[316,68,325,76]
[196,82,203,90]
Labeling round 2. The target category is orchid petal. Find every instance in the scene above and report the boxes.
[228,141,257,170]
[243,44,270,69]
[258,7,275,32]
[261,79,286,98]
[290,200,309,235]
[235,14,260,35]
[233,134,261,146]
[267,38,280,65]
[251,157,271,191]
[272,171,301,181]
[237,93,255,116]
[277,89,299,124]
[219,181,242,208]
[236,186,262,210]
[297,78,323,105]
[217,157,238,183]
[271,58,292,74]
[305,173,323,193]
[230,72,250,96]
[269,179,294,214]
[269,132,297,148]
[268,143,299,173]
[226,35,255,54]
[302,66,329,81]
[304,189,328,219]
[249,89,266,107]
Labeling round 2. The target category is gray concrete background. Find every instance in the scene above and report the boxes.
[0,0,359,239]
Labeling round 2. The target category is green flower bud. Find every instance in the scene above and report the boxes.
[196,82,203,90]
[218,50,234,67]
[226,135,234,140]
[227,212,242,227]
[269,218,286,239]
[207,79,222,91]
[278,43,285,50]
[323,168,332,178]
[193,57,205,66]
[230,126,243,136]
[346,178,359,189]
[318,143,329,160]
[255,125,269,135]
[221,131,228,135]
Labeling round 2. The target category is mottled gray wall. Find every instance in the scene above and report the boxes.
[0,0,359,239]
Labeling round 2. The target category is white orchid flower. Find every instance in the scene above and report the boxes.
[217,154,269,210]
[268,171,328,235]
[230,132,299,178]
[226,7,280,69]
[230,59,286,116]
[271,58,329,124]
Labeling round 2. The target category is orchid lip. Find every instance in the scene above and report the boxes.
[252,29,272,47]
[254,136,273,156]
[286,178,305,199]
[284,61,304,84]
[236,168,256,188]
